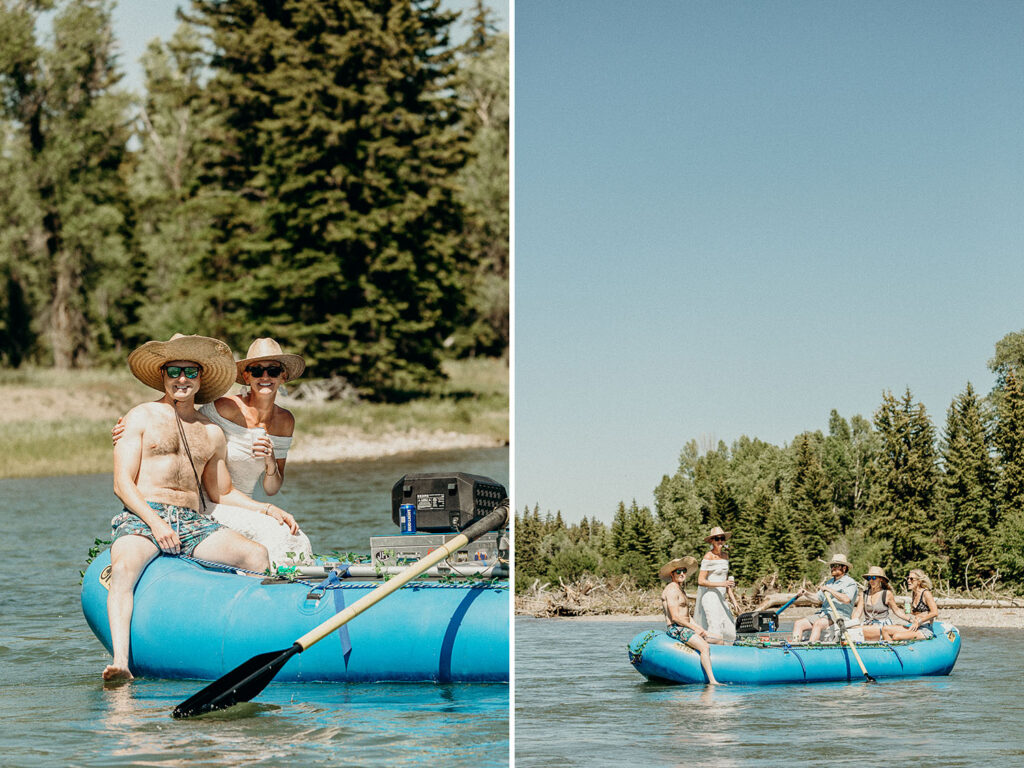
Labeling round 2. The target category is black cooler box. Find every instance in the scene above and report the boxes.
[391,472,507,532]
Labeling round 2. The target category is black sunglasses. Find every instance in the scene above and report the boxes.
[162,365,201,379]
[673,568,687,575]
[246,364,284,378]
[710,536,725,542]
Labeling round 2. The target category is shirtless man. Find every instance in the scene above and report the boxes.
[104,334,282,682]
[659,555,721,685]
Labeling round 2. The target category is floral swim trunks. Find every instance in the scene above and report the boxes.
[111,501,223,557]
[667,625,696,642]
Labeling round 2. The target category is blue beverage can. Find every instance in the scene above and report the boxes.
[399,504,417,534]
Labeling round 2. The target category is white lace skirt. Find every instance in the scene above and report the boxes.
[208,503,314,567]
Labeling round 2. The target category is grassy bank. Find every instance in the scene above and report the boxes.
[0,358,508,478]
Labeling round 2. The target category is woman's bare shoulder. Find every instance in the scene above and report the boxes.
[213,395,246,424]
[272,406,295,436]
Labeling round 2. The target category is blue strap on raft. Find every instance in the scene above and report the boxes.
[308,565,354,665]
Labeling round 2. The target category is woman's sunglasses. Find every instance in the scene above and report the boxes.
[246,364,284,378]
[162,365,201,379]
[710,536,725,542]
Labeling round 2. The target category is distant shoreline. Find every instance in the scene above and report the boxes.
[518,605,1024,629]
[287,427,505,463]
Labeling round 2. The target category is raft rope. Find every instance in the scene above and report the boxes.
[627,629,659,665]
[173,553,507,590]
[881,640,904,669]
[782,640,808,681]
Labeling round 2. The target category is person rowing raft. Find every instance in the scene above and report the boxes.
[790,553,859,642]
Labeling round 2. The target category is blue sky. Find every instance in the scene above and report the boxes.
[110,0,508,93]
[515,1,1024,523]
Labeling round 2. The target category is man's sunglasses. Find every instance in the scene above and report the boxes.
[162,365,201,379]
[246,364,284,378]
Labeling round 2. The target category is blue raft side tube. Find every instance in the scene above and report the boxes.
[628,624,960,685]
[81,550,509,683]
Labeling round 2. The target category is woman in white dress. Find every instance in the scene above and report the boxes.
[200,338,314,566]
[693,526,741,644]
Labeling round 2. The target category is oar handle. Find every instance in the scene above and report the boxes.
[295,504,509,650]
[775,593,800,615]
[823,591,875,682]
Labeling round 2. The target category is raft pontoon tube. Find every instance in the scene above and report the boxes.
[628,623,960,684]
[82,550,508,683]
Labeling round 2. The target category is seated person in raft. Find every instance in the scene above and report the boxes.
[660,556,721,685]
[882,569,939,642]
[849,565,913,641]
[113,337,310,566]
[790,553,859,643]
[105,334,276,681]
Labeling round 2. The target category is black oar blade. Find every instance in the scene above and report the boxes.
[172,643,302,719]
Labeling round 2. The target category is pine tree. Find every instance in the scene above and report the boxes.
[994,371,1024,582]
[450,0,508,355]
[185,0,470,395]
[940,383,997,588]
[869,389,940,573]
[653,470,704,559]
[823,410,856,530]
[0,0,132,366]
[126,24,222,343]
[610,501,628,557]
[513,505,541,585]
[789,433,836,560]
[763,497,804,585]
[728,495,770,584]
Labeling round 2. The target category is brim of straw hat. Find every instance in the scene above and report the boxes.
[659,556,699,582]
[235,351,306,385]
[128,335,236,404]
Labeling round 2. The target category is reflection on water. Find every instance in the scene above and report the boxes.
[0,447,508,768]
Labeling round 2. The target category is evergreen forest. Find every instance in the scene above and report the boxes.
[517,331,1024,594]
[0,0,508,398]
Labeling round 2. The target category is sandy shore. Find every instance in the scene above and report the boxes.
[287,427,505,462]
[537,606,1024,629]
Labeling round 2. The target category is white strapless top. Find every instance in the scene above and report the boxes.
[700,558,730,584]
[199,402,292,495]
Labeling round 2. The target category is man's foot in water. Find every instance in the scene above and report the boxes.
[102,664,133,682]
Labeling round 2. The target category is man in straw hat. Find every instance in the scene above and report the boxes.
[790,553,860,643]
[660,556,721,685]
[104,334,276,681]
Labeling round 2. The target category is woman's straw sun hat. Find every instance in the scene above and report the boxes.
[235,337,306,385]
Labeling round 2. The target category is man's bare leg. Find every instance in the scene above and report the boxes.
[104,536,159,681]
[193,528,270,575]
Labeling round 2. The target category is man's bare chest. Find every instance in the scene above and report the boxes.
[143,417,215,465]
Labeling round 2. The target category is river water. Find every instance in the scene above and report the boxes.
[514,617,1024,767]
[0,447,508,768]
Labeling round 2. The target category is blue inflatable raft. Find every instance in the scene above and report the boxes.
[81,550,508,683]
[628,623,961,685]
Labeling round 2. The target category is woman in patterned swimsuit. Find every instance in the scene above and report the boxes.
[882,569,939,641]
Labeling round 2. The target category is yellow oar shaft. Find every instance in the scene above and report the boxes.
[295,529,473,649]
[823,591,873,680]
